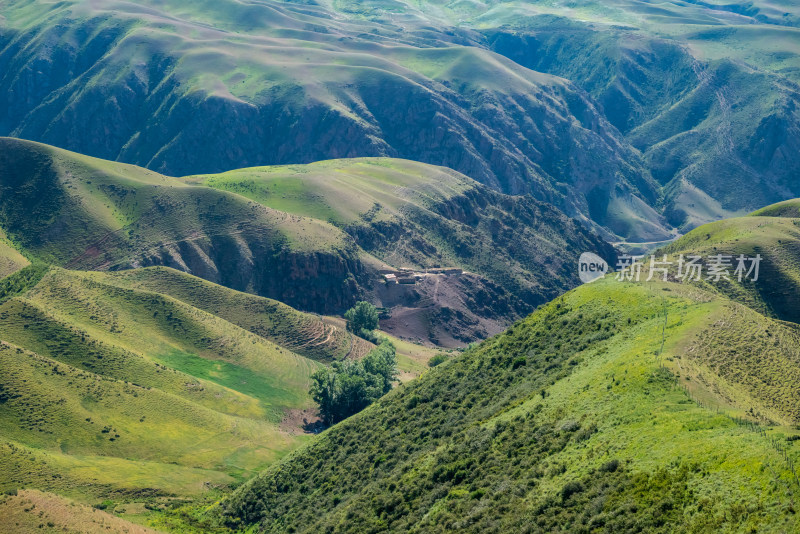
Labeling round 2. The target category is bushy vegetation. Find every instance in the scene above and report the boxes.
[310,341,397,424]
[428,353,449,367]
[344,301,380,341]
[0,263,48,305]
[221,279,800,532]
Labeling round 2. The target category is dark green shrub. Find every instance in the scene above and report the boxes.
[310,341,397,424]
[600,459,620,472]
[428,354,449,367]
[560,480,584,501]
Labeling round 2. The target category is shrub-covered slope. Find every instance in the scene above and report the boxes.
[221,276,800,533]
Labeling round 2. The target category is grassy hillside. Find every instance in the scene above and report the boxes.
[0,137,614,345]
[190,157,618,344]
[2,0,799,240]
[97,267,371,362]
[0,136,361,314]
[219,275,800,532]
[481,14,800,233]
[0,489,163,534]
[658,199,800,323]
[0,0,675,242]
[0,228,28,278]
[0,264,384,508]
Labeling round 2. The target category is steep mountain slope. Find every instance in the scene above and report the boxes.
[0,0,670,241]
[483,15,800,232]
[189,158,618,344]
[0,264,373,502]
[0,136,362,314]
[219,220,800,531]
[0,138,614,344]
[2,0,799,239]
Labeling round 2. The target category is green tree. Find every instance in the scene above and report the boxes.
[344,301,379,338]
[428,353,449,367]
[309,341,396,424]
[361,340,397,394]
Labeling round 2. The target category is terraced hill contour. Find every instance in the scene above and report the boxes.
[0,264,372,503]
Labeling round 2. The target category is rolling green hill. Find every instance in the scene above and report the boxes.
[482,15,800,233]
[657,198,800,323]
[0,263,380,504]
[0,137,614,345]
[215,202,800,532]
[0,136,360,314]
[0,0,671,242]
[187,157,618,344]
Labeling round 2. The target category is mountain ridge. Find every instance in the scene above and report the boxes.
[0,137,615,345]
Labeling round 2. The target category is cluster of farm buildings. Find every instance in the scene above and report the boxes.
[379,267,463,285]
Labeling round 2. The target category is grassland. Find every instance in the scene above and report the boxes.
[186,158,474,228]
[0,260,448,525]
[0,262,388,515]
[0,0,677,243]
[2,173,799,531]
[0,228,28,278]
[337,0,800,76]
[100,267,371,362]
[657,199,800,322]
[0,489,163,534]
